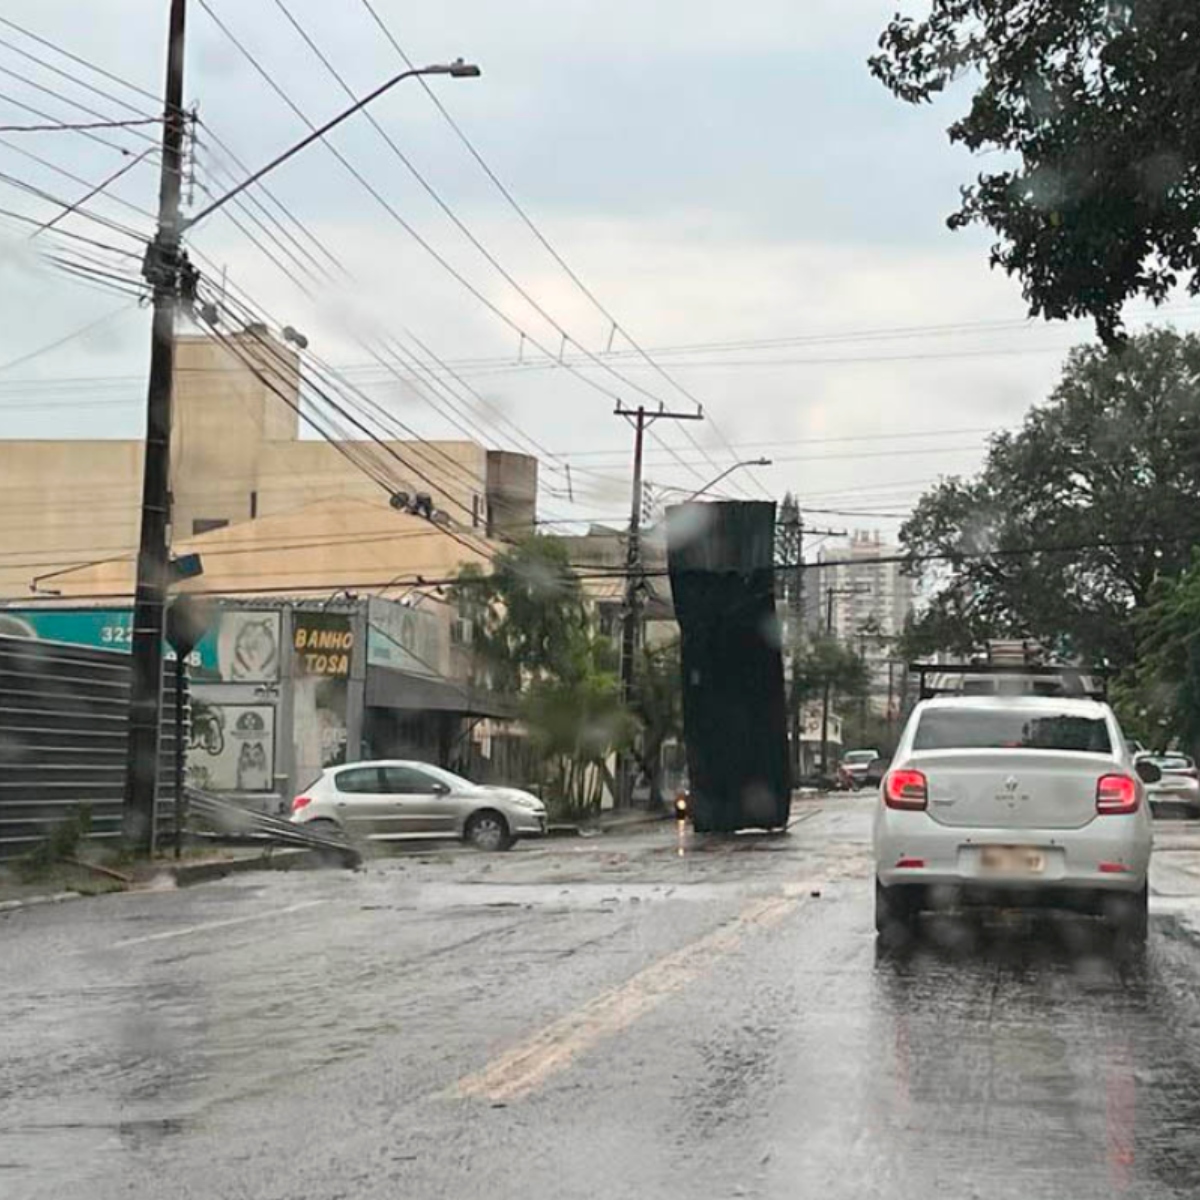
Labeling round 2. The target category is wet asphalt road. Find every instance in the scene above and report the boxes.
[7,797,1200,1199]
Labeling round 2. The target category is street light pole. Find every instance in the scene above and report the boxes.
[122,24,480,852]
[122,0,188,853]
[183,60,479,231]
[682,458,772,503]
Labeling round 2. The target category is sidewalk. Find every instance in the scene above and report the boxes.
[1150,821,1200,941]
[548,807,673,838]
[0,843,323,911]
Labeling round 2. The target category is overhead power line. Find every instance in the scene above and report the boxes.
[0,16,160,106]
[0,114,161,133]
[0,303,137,374]
[0,10,562,486]
[194,0,713,489]
[272,0,733,495]
[7,529,1198,608]
[356,0,764,501]
[191,279,504,567]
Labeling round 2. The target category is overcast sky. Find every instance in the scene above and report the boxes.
[2,1,1196,540]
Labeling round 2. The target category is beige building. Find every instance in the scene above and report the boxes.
[0,331,536,599]
[559,522,676,646]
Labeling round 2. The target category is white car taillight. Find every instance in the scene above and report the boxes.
[1096,774,1139,815]
[292,795,312,813]
[884,769,928,811]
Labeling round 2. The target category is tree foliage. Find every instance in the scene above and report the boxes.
[454,536,587,692]
[1111,550,1200,755]
[453,536,637,815]
[871,1,1200,341]
[901,329,1200,668]
[629,639,684,805]
[793,636,871,710]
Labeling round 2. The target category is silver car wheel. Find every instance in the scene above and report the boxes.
[467,812,507,851]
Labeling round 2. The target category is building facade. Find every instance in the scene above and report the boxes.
[806,530,913,715]
[0,329,541,807]
[0,331,537,598]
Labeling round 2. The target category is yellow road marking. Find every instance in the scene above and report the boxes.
[454,892,798,1103]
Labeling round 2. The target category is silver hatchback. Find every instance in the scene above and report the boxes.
[291,760,547,851]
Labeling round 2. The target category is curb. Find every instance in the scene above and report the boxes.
[547,813,671,839]
[162,846,324,886]
[0,890,83,914]
[0,847,336,912]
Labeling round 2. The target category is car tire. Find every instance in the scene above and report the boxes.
[465,809,512,852]
[875,877,920,941]
[1106,882,1149,942]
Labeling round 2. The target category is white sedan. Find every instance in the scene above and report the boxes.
[874,694,1157,940]
[291,761,547,850]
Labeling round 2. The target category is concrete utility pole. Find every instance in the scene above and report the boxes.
[615,403,703,807]
[123,0,189,852]
[774,502,803,777]
[120,18,480,851]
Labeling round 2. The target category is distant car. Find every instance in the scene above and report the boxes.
[1141,753,1200,814]
[874,694,1158,940]
[291,761,547,851]
[838,749,881,791]
[863,756,890,789]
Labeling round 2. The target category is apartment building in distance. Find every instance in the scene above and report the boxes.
[806,530,914,714]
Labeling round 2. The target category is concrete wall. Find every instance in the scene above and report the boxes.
[0,440,143,597]
[486,450,538,536]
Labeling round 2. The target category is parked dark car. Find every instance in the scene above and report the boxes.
[863,756,890,789]
[837,749,881,790]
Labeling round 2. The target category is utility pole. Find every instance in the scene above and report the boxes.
[117,22,479,853]
[123,0,189,853]
[774,499,803,779]
[615,403,703,807]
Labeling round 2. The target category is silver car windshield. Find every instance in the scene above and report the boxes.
[914,709,1112,754]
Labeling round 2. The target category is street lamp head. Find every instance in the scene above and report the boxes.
[752,457,772,467]
[428,58,482,78]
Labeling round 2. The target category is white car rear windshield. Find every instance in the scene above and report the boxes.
[1151,755,1192,771]
[914,709,1111,754]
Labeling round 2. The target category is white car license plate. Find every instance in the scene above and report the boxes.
[979,845,1045,875]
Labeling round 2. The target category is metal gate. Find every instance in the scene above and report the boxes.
[0,635,184,860]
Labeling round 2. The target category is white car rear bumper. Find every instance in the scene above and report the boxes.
[874,807,1150,893]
